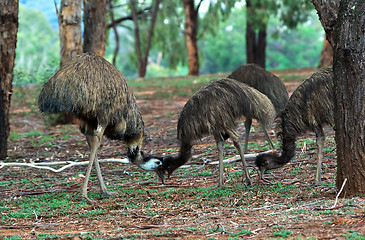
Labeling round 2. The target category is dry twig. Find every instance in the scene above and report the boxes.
[0,158,130,172]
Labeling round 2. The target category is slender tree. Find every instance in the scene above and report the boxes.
[83,0,107,56]
[313,0,365,195]
[130,0,161,78]
[108,0,119,65]
[0,0,19,159]
[245,0,312,68]
[182,0,200,76]
[245,0,266,68]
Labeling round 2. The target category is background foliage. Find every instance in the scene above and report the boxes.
[15,0,324,85]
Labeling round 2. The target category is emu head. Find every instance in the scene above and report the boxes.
[127,146,162,171]
[156,155,180,184]
[255,153,284,178]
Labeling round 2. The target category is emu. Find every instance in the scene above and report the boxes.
[228,64,289,153]
[157,78,276,186]
[38,53,162,201]
[255,67,334,185]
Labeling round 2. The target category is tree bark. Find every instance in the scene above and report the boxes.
[318,35,333,68]
[245,0,266,68]
[0,0,19,159]
[57,0,83,66]
[312,0,340,47]
[313,0,365,196]
[83,0,107,57]
[333,0,365,196]
[130,0,161,78]
[0,81,6,159]
[183,0,199,76]
[56,0,82,124]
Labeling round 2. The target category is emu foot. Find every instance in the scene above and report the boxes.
[243,177,252,186]
[101,190,117,197]
[259,177,275,185]
[81,193,96,203]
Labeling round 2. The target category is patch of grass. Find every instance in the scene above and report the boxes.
[190,170,213,177]
[3,192,86,219]
[273,230,293,238]
[343,230,365,240]
[280,74,304,83]
[78,208,106,218]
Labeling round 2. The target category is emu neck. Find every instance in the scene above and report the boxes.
[277,131,297,165]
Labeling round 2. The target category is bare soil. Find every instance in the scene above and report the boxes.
[1,69,364,239]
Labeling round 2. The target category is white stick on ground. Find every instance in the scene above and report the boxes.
[208,150,273,165]
[0,158,130,172]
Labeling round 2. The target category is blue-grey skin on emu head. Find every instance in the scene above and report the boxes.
[38,52,162,201]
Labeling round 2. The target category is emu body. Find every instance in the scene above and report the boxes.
[228,64,289,153]
[158,78,275,186]
[255,67,334,185]
[38,53,161,201]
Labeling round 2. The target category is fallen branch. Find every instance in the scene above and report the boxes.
[0,158,130,172]
[332,177,347,208]
[208,150,273,165]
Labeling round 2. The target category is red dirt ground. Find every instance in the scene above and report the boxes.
[1,69,364,239]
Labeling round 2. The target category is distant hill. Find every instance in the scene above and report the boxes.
[20,0,59,29]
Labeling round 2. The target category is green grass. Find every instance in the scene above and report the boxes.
[273,230,293,238]
[343,231,365,240]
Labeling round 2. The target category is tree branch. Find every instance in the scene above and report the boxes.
[195,0,204,14]
[107,7,152,28]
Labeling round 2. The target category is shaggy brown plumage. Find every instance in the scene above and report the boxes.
[158,78,276,186]
[228,64,289,152]
[228,64,288,115]
[255,67,334,185]
[38,53,161,201]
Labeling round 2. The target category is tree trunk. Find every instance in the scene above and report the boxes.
[245,0,266,68]
[130,0,161,78]
[246,20,256,64]
[313,0,365,196]
[318,35,333,68]
[333,0,365,196]
[0,87,5,159]
[83,0,107,57]
[57,0,82,124]
[0,0,18,159]
[183,0,199,76]
[57,0,83,66]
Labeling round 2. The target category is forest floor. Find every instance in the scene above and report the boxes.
[1,68,365,240]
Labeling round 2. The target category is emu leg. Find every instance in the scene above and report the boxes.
[215,137,225,187]
[315,128,325,186]
[86,134,115,197]
[263,127,275,150]
[244,118,252,153]
[81,125,106,201]
[230,133,252,186]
